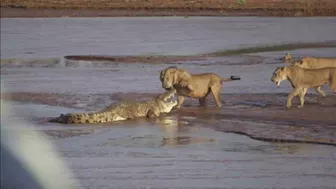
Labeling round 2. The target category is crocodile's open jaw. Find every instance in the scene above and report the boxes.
[161,89,177,103]
[164,92,175,102]
[160,89,178,112]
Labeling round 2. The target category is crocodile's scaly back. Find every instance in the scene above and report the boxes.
[50,111,127,124]
[50,89,177,124]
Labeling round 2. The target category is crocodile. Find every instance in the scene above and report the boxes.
[50,89,177,124]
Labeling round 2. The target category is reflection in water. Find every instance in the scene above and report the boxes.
[155,116,325,155]
[273,144,302,154]
[271,143,333,155]
[155,116,215,147]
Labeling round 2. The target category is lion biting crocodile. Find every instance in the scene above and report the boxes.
[50,89,177,124]
[159,66,241,108]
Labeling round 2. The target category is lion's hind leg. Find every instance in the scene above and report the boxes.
[315,86,326,97]
[198,90,211,107]
[175,95,185,109]
[210,84,222,108]
[329,83,336,93]
[298,88,307,108]
[329,75,336,93]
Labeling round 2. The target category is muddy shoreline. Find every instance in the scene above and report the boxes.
[2,7,336,18]
[2,92,335,145]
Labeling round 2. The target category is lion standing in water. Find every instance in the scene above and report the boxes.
[159,66,241,108]
[283,52,336,96]
[271,65,336,108]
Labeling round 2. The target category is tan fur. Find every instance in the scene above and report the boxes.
[50,89,177,124]
[284,53,336,69]
[283,52,293,64]
[159,66,240,108]
[283,52,336,96]
[271,65,336,108]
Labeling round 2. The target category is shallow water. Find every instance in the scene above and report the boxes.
[1,17,336,189]
[1,58,334,95]
[3,102,336,189]
[1,17,336,59]
[58,123,335,189]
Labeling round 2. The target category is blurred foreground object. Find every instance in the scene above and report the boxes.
[1,99,78,189]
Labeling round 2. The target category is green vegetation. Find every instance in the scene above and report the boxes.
[237,0,246,5]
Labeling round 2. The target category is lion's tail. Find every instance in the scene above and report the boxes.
[221,75,241,83]
[50,111,118,124]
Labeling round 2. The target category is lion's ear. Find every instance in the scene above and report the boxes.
[175,69,190,87]
[159,70,165,80]
[178,70,191,81]
[299,60,304,65]
[281,67,285,71]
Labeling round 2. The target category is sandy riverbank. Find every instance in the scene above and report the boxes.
[1,0,336,17]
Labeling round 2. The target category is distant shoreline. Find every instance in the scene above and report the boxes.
[1,7,336,18]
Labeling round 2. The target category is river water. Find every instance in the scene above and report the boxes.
[1,17,336,59]
[1,17,336,189]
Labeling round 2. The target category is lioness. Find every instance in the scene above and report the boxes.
[284,52,336,96]
[159,66,241,108]
[284,52,336,69]
[271,65,336,108]
[50,89,177,124]
[283,52,294,64]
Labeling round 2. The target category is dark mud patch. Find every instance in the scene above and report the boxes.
[2,92,335,145]
[175,108,336,146]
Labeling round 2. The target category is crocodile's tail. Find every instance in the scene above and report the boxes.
[50,111,126,124]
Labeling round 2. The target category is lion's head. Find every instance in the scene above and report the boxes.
[283,52,293,64]
[159,66,191,90]
[271,67,288,86]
